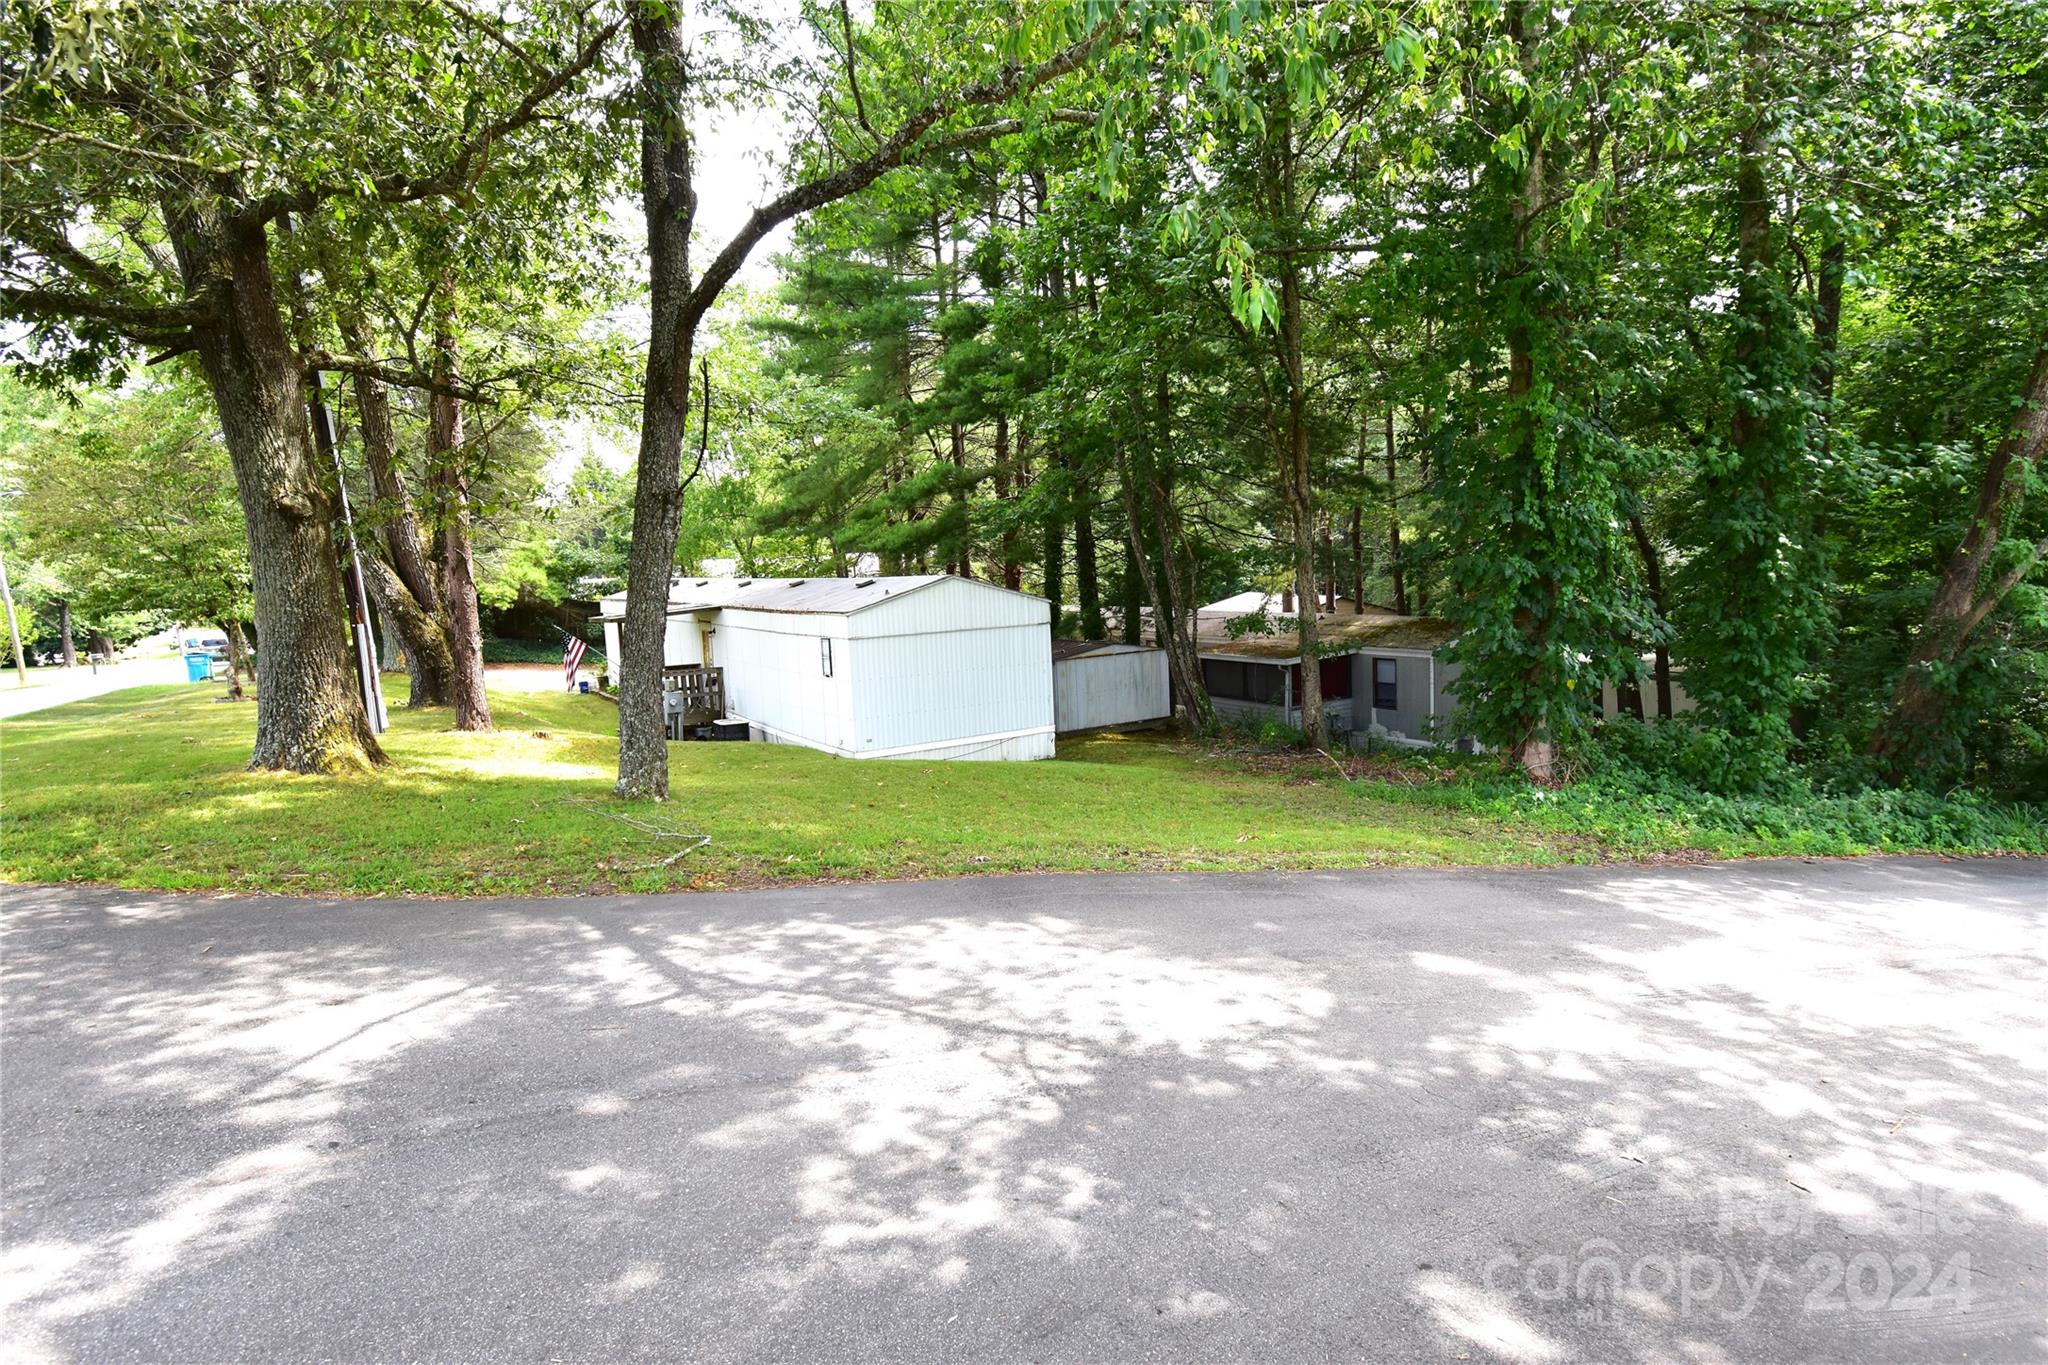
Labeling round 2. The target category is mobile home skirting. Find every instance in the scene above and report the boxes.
[744,718,1056,761]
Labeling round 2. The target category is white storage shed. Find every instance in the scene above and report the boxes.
[595,575,1055,761]
[1051,640,1172,733]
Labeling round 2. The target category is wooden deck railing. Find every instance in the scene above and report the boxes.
[662,665,727,734]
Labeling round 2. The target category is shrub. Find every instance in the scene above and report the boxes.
[481,637,567,664]
[1344,716,2046,857]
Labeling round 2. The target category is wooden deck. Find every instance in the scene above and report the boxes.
[662,665,727,736]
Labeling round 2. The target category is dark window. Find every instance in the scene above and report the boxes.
[1203,658,1287,703]
[1373,657,1399,710]
[1202,658,1248,700]
[1287,660,1351,701]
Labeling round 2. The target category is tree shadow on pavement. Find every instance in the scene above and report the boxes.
[1,858,2042,1362]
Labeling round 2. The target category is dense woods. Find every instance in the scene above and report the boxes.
[4,0,2043,802]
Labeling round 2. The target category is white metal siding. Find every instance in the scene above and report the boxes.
[1054,649,1171,732]
[715,608,855,751]
[593,594,704,670]
[666,612,707,667]
[847,620,1052,757]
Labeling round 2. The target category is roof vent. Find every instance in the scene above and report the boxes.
[787,579,806,588]
[737,579,753,587]
[855,578,876,588]
[694,579,708,587]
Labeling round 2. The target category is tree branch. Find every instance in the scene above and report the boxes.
[0,284,214,341]
[240,12,625,228]
[0,113,224,172]
[1961,536,2048,639]
[683,22,1114,326]
[8,220,142,300]
[836,0,877,142]
[301,349,494,404]
[440,0,554,81]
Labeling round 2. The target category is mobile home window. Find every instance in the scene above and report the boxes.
[820,637,833,677]
[1201,658,1247,700]
[1373,657,1398,710]
[1201,658,1285,704]
[1287,659,1353,700]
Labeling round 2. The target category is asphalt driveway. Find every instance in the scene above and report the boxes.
[0,656,189,720]
[2,859,2043,1362]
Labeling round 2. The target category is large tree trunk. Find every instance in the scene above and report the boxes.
[1119,534,1142,645]
[994,411,1021,589]
[1810,238,1845,426]
[361,557,457,706]
[1118,366,1214,733]
[426,276,491,732]
[1385,407,1407,615]
[616,6,698,799]
[1872,342,2048,764]
[1273,133,1326,751]
[1503,11,1556,786]
[1628,513,1674,719]
[1041,466,1065,622]
[1076,486,1103,639]
[57,599,76,667]
[163,196,382,772]
[1117,441,1211,734]
[341,310,457,709]
[222,616,253,685]
[342,315,440,609]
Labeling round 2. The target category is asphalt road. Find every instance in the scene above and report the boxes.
[0,656,190,720]
[3,859,2043,1363]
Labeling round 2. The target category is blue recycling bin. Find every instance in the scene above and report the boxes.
[184,651,213,683]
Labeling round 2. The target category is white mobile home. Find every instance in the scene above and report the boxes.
[595,575,1055,761]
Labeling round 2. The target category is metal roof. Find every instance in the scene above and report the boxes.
[610,574,1043,617]
[587,605,706,624]
[1197,590,1402,619]
[1200,614,1458,660]
[1050,638,1156,662]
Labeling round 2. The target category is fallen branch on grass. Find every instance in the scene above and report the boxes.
[561,796,710,869]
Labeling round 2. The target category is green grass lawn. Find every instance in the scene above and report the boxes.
[0,681,1576,896]
[6,682,2034,897]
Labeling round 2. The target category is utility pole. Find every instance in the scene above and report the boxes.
[0,543,28,687]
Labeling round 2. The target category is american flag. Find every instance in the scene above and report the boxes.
[563,633,588,689]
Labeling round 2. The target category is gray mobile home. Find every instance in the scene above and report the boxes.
[1196,613,1463,747]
